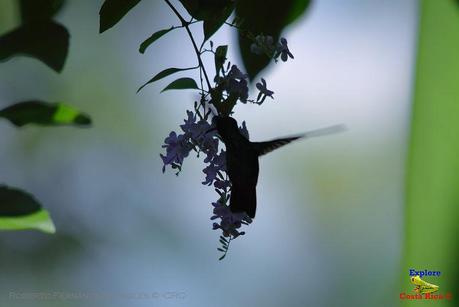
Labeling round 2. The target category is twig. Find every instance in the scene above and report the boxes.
[163,0,212,91]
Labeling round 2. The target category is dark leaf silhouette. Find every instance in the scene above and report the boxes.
[161,77,199,92]
[138,67,198,93]
[179,0,234,41]
[99,0,142,33]
[139,27,175,54]
[0,101,91,127]
[214,45,227,75]
[0,186,41,217]
[0,186,55,233]
[19,0,65,23]
[0,21,69,72]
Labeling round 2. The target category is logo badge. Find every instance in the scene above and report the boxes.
[399,268,453,301]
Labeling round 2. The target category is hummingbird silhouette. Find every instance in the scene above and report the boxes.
[213,116,344,219]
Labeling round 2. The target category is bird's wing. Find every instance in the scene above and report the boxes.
[252,124,346,157]
[252,136,303,157]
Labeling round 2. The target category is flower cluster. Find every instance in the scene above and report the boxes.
[160,110,218,174]
[216,65,249,103]
[160,131,192,174]
[202,150,227,188]
[214,63,275,107]
[250,34,294,62]
[161,109,253,240]
[211,200,252,238]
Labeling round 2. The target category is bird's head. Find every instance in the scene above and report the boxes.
[213,116,239,140]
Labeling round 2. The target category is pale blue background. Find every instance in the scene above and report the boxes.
[0,0,417,306]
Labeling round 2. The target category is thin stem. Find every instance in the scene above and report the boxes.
[221,236,232,259]
[170,20,199,31]
[164,0,212,91]
[200,49,215,55]
[199,39,206,52]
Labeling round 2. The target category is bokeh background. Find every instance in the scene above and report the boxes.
[0,0,418,306]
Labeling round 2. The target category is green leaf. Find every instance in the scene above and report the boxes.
[214,45,227,76]
[99,0,142,33]
[137,67,197,93]
[0,186,55,234]
[402,0,459,302]
[0,101,91,127]
[235,0,311,80]
[0,21,69,72]
[219,239,227,246]
[19,0,65,23]
[285,0,311,25]
[0,186,41,217]
[178,0,234,41]
[0,209,56,233]
[161,77,199,93]
[139,27,175,54]
[203,3,234,41]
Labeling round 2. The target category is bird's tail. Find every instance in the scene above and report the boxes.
[230,183,257,218]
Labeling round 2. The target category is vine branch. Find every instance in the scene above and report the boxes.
[164,0,212,91]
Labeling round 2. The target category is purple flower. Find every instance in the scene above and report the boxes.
[255,78,274,104]
[213,202,232,217]
[202,163,219,186]
[160,131,193,173]
[161,110,220,175]
[181,114,207,141]
[276,38,294,62]
[212,150,226,170]
[198,126,219,157]
[227,65,248,80]
[228,78,249,103]
[180,110,196,134]
[214,179,230,190]
[202,150,226,185]
[210,199,252,238]
[217,65,249,103]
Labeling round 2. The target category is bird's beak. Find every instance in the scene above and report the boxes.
[205,127,217,134]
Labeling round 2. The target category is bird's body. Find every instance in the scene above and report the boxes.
[215,116,303,218]
[214,116,344,219]
[221,121,259,218]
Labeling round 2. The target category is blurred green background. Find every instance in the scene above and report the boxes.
[1,0,456,306]
[402,0,459,306]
